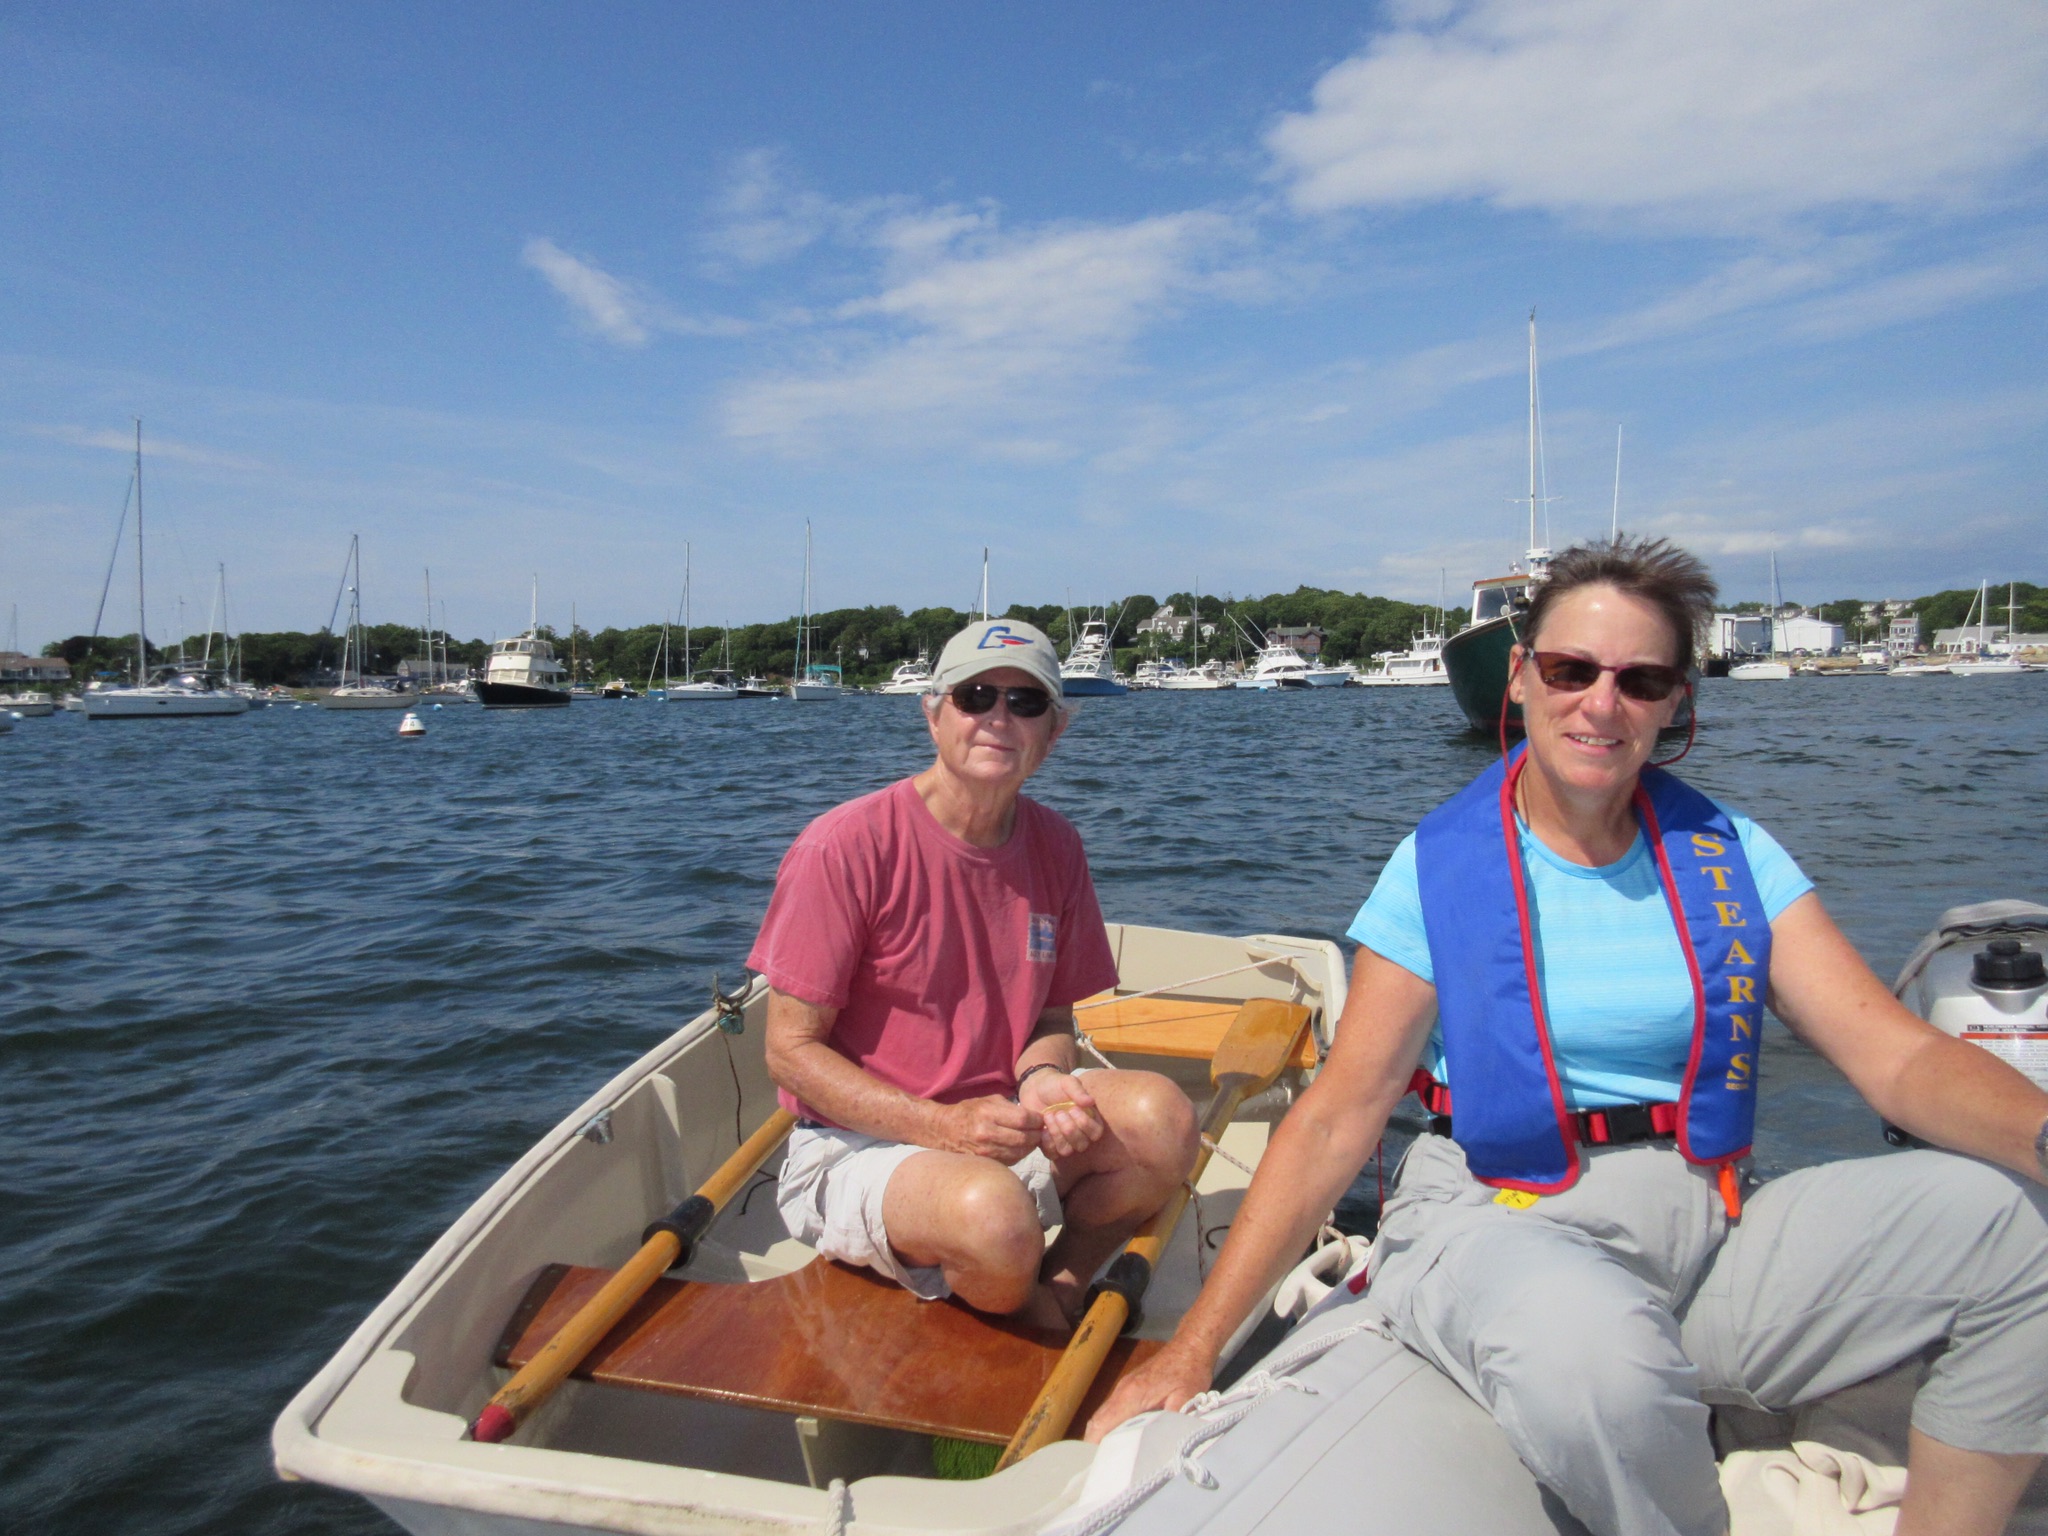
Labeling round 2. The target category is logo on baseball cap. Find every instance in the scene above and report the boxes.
[931,618,1064,698]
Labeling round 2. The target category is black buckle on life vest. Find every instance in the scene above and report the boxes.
[1424,1099,1679,1147]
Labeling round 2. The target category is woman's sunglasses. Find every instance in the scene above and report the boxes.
[949,682,1055,718]
[1525,650,1688,703]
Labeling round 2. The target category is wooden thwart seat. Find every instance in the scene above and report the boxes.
[496,1257,1162,1444]
[1079,993,1318,1071]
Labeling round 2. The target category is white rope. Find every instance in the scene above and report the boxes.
[823,1477,850,1536]
[1054,1319,1388,1536]
[1072,956,1298,1013]
[1199,1132,1258,1180]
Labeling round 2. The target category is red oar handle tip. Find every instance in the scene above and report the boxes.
[470,1404,517,1444]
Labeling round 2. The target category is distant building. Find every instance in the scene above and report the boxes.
[1934,624,2003,656]
[1709,614,1768,658]
[1134,605,1193,643]
[0,651,70,683]
[1267,624,1325,657]
[1887,616,1920,656]
[1776,614,1845,654]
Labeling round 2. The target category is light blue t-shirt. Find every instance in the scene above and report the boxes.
[1349,805,1813,1109]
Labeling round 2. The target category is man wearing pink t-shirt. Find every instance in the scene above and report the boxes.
[752,618,1197,1330]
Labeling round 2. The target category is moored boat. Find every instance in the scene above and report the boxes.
[1060,613,1128,697]
[1355,630,1448,687]
[879,651,934,695]
[274,923,1344,1535]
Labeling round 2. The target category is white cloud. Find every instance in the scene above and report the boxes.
[1267,0,2048,229]
[522,237,749,347]
[24,423,264,472]
[722,210,1243,453]
[704,149,845,267]
[522,237,652,345]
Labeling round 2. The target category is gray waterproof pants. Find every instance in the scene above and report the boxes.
[1366,1136,2048,1536]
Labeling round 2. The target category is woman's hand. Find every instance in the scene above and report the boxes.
[1085,1337,1217,1440]
[1019,1070,1103,1159]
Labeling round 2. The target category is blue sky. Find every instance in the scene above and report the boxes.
[4,2,2044,647]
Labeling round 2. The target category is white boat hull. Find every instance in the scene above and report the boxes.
[668,684,740,701]
[318,689,423,710]
[1727,661,1793,681]
[0,695,57,716]
[80,688,251,718]
[788,682,844,700]
[1301,668,1354,688]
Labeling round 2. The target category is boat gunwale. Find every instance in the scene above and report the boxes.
[275,928,1346,1534]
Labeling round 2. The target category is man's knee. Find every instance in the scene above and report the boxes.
[1104,1071,1198,1182]
[946,1163,1047,1280]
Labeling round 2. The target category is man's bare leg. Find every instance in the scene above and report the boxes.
[881,1151,1051,1316]
[1895,1428,2041,1536]
[1042,1070,1199,1321]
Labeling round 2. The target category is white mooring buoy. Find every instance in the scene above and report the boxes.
[398,711,426,737]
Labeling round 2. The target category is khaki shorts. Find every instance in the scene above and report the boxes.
[775,1125,1063,1300]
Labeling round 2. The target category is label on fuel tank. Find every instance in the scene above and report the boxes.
[1963,1030,2048,1091]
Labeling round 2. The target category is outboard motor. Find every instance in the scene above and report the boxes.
[1886,901,2048,1145]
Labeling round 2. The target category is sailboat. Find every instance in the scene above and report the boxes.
[1947,582,2038,676]
[668,546,740,701]
[79,422,250,719]
[319,536,422,709]
[787,521,843,700]
[1728,552,1794,681]
[475,579,572,708]
[1159,582,1228,690]
[1440,313,1556,733]
[418,572,476,701]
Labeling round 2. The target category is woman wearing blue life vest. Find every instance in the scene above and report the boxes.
[1091,537,2048,1536]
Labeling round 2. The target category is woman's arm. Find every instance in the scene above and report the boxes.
[1767,893,2048,1184]
[1084,947,1439,1439]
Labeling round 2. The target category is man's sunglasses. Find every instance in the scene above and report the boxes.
[949,682,1055,718]
[1525,650,1688,703]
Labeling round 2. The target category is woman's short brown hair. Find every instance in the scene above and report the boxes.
[1522,535,1718,672]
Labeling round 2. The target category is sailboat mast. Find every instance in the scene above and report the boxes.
[1526,311,1539,554]
[1611,425,1623,538]
[800,520,813,677]
[683,542,693,680]
[134,420,147,682]
[980,549,990,622]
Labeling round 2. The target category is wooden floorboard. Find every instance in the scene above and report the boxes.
[496,1258,1163,1444]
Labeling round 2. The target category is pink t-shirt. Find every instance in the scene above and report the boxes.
[747,777,1121,1125]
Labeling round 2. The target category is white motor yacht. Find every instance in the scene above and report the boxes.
[1158,659,1228,691]
[1355,631,1448,687]
[0,691,56,717]
[879,652,933,696]
[1302,660,1358,688]
[1235,641,1310,690]
[1060,614,1128,697]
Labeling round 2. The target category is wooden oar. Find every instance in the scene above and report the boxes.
[470,1106,798,1443]
[996,998,1312,1468]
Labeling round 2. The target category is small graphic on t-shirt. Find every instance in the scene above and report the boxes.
[1028,913,1057,963]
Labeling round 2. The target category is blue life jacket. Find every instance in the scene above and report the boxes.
[1413,747,1767,1193]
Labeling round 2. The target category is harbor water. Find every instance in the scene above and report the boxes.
[5,679,2045,1534]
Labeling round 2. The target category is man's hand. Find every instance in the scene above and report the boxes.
[933,1096,1043,1163]
[1019,1070,1104,1159]
[1084,1337,1216,1441]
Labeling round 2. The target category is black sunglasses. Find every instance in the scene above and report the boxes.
[949,682,1054,718]
[1526,650,1688,703]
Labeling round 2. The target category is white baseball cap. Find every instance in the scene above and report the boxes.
[929,619,1064,699]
